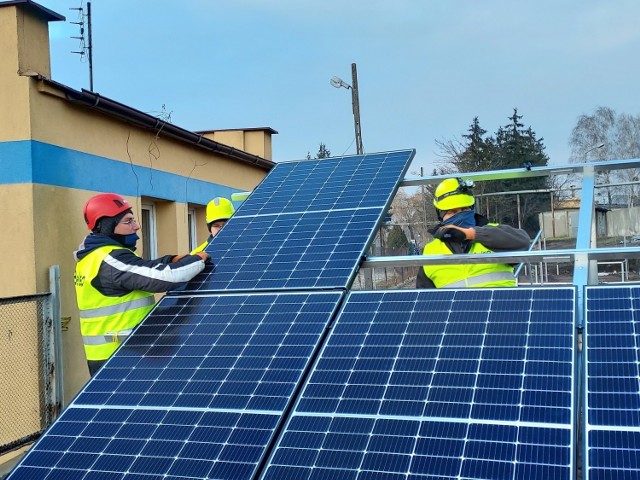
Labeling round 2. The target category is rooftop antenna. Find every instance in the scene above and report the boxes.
[70,1,93,91]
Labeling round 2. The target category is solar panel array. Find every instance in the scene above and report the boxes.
[264,288,576,479]
[184,150,414,292]
[9,147,637,480]
[8,291,344,480]
[7,151,416,480]
[585,285,640,480]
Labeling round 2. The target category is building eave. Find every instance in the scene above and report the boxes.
[30,75,275,171]
[0,0,65,21]
[196,127,279,135]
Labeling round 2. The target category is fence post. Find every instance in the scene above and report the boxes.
[45,266,64,424]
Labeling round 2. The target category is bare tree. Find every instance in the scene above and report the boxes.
[569,107,640,206]
[390,189,439,250]
[569,106,616,163]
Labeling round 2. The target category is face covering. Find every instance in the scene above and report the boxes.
[110,233,139,250]
[440,209,476,228]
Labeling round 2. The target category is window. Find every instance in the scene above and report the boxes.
[140,203,157,260]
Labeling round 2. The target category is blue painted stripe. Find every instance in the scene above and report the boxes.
[1,140,243,205]
[0,140,33,183]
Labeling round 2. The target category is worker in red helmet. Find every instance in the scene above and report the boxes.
[416,178,530,289]
[74,193,210,376]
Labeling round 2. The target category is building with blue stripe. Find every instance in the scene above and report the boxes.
[0,0,276,429]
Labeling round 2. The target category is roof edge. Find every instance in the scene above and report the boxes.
[196,127,279,135]
[0,0,65,21]
[32,75,275,171]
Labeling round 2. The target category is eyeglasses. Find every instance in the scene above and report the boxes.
[119,218,138,226]
[210,223,226,229]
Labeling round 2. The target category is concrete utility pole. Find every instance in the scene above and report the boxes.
[350,63,363,155]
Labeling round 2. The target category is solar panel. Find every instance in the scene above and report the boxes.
[585,285,640,480]
[6,291,344,480]
[184,150,415,293]
[263,288,576,480]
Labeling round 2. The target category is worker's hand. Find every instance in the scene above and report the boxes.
[171,254,187,263]
[195,251,210,263]
[435,225,475,242]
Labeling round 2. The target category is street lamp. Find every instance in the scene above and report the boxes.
[330,63,364,155]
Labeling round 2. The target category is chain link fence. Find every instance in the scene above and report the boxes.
[0,294,50,453]
[0,269,62,479]
[0,265,63,463]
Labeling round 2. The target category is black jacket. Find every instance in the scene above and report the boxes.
[74,234,205,296]
[415,214,531,289]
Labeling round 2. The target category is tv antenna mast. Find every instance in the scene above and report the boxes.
[70,1,93,91]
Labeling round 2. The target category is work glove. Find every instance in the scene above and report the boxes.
[195,251,211,264]
[434,225,475,242]
[172,252,211,264]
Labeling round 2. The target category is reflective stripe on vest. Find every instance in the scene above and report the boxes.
[439,271,515,289]
[80,296,154,319]
[83,329,133,345]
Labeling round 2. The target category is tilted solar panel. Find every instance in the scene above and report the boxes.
[183,150,415,293]
[263,288,576,480]
[585,285,640,480]
[6,291,344,480]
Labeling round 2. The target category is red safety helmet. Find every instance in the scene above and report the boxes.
[83,193,132,230]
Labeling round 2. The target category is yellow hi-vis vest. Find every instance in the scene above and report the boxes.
[74,245,155,361]
[422,238,516,289]
[191,240,208,254]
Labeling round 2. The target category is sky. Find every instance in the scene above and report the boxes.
[40,0,640,176]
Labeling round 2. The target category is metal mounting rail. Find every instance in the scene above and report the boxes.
[401,157,640,187]
[361,247,640,269]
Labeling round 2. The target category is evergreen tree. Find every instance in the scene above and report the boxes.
[451,117,498,202]
[439,109,549,234]
[306,143,332,159]
[489,109,549,231]
[317,143,331,159]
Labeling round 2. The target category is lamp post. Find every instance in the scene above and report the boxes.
[330,63,364,154]
[332,64,369,286]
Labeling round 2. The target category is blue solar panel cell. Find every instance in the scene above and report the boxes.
[263,288,576,480]
[585,285,640,479]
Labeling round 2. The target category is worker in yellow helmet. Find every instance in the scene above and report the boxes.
[416,178,530,289]
[192,197,235,254]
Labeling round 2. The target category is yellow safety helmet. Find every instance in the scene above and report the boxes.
[206,197,235,224]
[433,178,475,211]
